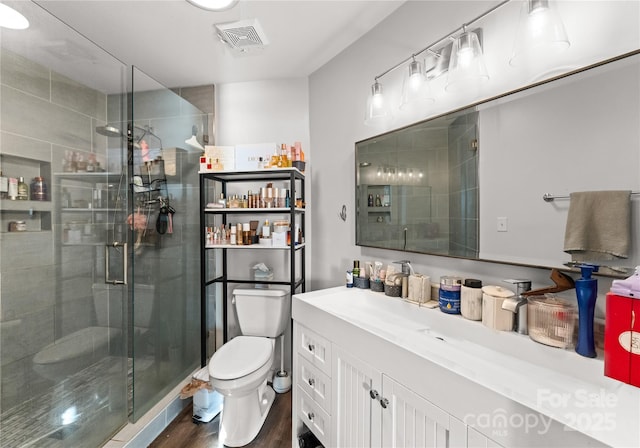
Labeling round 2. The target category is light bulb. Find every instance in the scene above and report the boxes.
[0,4,29,29]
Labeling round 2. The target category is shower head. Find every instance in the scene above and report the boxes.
[95,125,123,138]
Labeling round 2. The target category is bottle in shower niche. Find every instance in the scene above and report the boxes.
[375,194,382,207]
[17,177,29,200]
[368,193,373,207]
[0,169,8,199]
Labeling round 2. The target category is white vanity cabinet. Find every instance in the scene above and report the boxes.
[292,287,620,448]
[294,323,333,447]
[331,342,500,448]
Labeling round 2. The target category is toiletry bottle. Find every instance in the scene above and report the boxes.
[375,194,382,207]
[262,219,271,238]
[8,177,17,200]
[61,188,71,208]
[269,147,279,168]
[230,225,237,245]
[368,194,373,207]
[17,176,28,200]
[0,168,8,199]
[575,264,599,358]
[236,223,243,245]
[346,270,354,288]
[218,193,226,208]
[353,260,360,278]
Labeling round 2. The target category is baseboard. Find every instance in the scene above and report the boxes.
[103,369,197,448]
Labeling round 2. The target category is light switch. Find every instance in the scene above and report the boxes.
[497,217,508,232]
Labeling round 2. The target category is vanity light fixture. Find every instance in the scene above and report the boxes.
[510,0,570,66]
[186,0,239,11]
[399,57,435,110]
[363,0,510,125]
[364,80,392,126]
[445,26,490,93]
[0,3,29,29]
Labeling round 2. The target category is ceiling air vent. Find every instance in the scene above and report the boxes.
[215,19,268,53]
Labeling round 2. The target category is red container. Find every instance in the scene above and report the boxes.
[604,292,640,387]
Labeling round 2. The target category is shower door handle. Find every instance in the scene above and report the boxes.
[105,242,128,285]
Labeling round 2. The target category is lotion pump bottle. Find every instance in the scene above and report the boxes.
[575,264,599,358]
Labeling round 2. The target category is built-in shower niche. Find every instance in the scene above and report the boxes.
[0,154,52,232]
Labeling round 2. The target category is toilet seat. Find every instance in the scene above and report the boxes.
[209,336,273,380]
[33,327,120,365]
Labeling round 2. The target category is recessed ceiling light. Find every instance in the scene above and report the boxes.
[0,4,29,30]
[186,0,239,11]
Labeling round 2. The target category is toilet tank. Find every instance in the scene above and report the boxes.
[234,288,290,337]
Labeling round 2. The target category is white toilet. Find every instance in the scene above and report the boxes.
[33,284,155,382]
[208,288,290,447]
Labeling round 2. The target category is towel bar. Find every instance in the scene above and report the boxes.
[543,191,640,202]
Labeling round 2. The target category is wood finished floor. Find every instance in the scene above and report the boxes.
[149,390,292,448]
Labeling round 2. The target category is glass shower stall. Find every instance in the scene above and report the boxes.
[0,2,206,446]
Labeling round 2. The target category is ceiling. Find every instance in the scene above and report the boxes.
[34,0,405,89]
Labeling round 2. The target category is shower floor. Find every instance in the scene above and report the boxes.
[0,356,131,448]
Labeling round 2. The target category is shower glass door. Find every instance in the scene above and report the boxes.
[129,67,204,421]
[0,2,129,447]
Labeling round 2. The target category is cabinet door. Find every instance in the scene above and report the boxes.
[381,375,453,448]
[332,346,382,448]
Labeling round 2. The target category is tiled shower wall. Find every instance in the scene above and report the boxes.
[395,125,450,253]
[0,47,115,410]
[448,112,479,258]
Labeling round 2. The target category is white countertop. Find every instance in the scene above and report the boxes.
[293,286,640,448]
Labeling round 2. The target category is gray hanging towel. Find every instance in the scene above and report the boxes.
[563,190,631,261]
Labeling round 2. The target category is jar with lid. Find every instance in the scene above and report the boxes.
[461,278,483,321]
[30,176,48,201]
[439,276,463,314]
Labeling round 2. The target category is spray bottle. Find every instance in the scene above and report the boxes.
[575,264,599,358]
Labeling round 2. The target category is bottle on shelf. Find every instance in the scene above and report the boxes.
[211,158,224,171]
[17,176,29,200]
[61,188,71,208]
[375,194,382,207]
[8,177,18,200]
[278,144,290,168]
[368,193,373,207]
[269,147,280,168]
[0,168,8,199]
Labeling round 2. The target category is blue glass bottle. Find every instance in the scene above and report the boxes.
[575,264,599,358]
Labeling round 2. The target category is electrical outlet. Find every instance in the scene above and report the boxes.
[497,217,508,232]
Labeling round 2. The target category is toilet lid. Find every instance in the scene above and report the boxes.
[209,336,273,380]
[33,327,120,364]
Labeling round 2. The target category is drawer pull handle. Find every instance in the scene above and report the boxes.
[308,378,315,387]
[307,412,315,421]
[369,390,379,400]
[308,344,315,352]
[380,398,389,409]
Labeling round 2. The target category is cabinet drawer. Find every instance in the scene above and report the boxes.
[298,356,332,413]
[297,386,331,448]
[296,324,332,376]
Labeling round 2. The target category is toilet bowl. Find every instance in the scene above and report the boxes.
[33,284,155,382]
[208,288,290,447]
[33,326,120,381]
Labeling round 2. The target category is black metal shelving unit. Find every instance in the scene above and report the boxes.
[199,168,306,366]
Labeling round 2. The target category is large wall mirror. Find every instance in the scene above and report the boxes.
[356,51,640,276]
